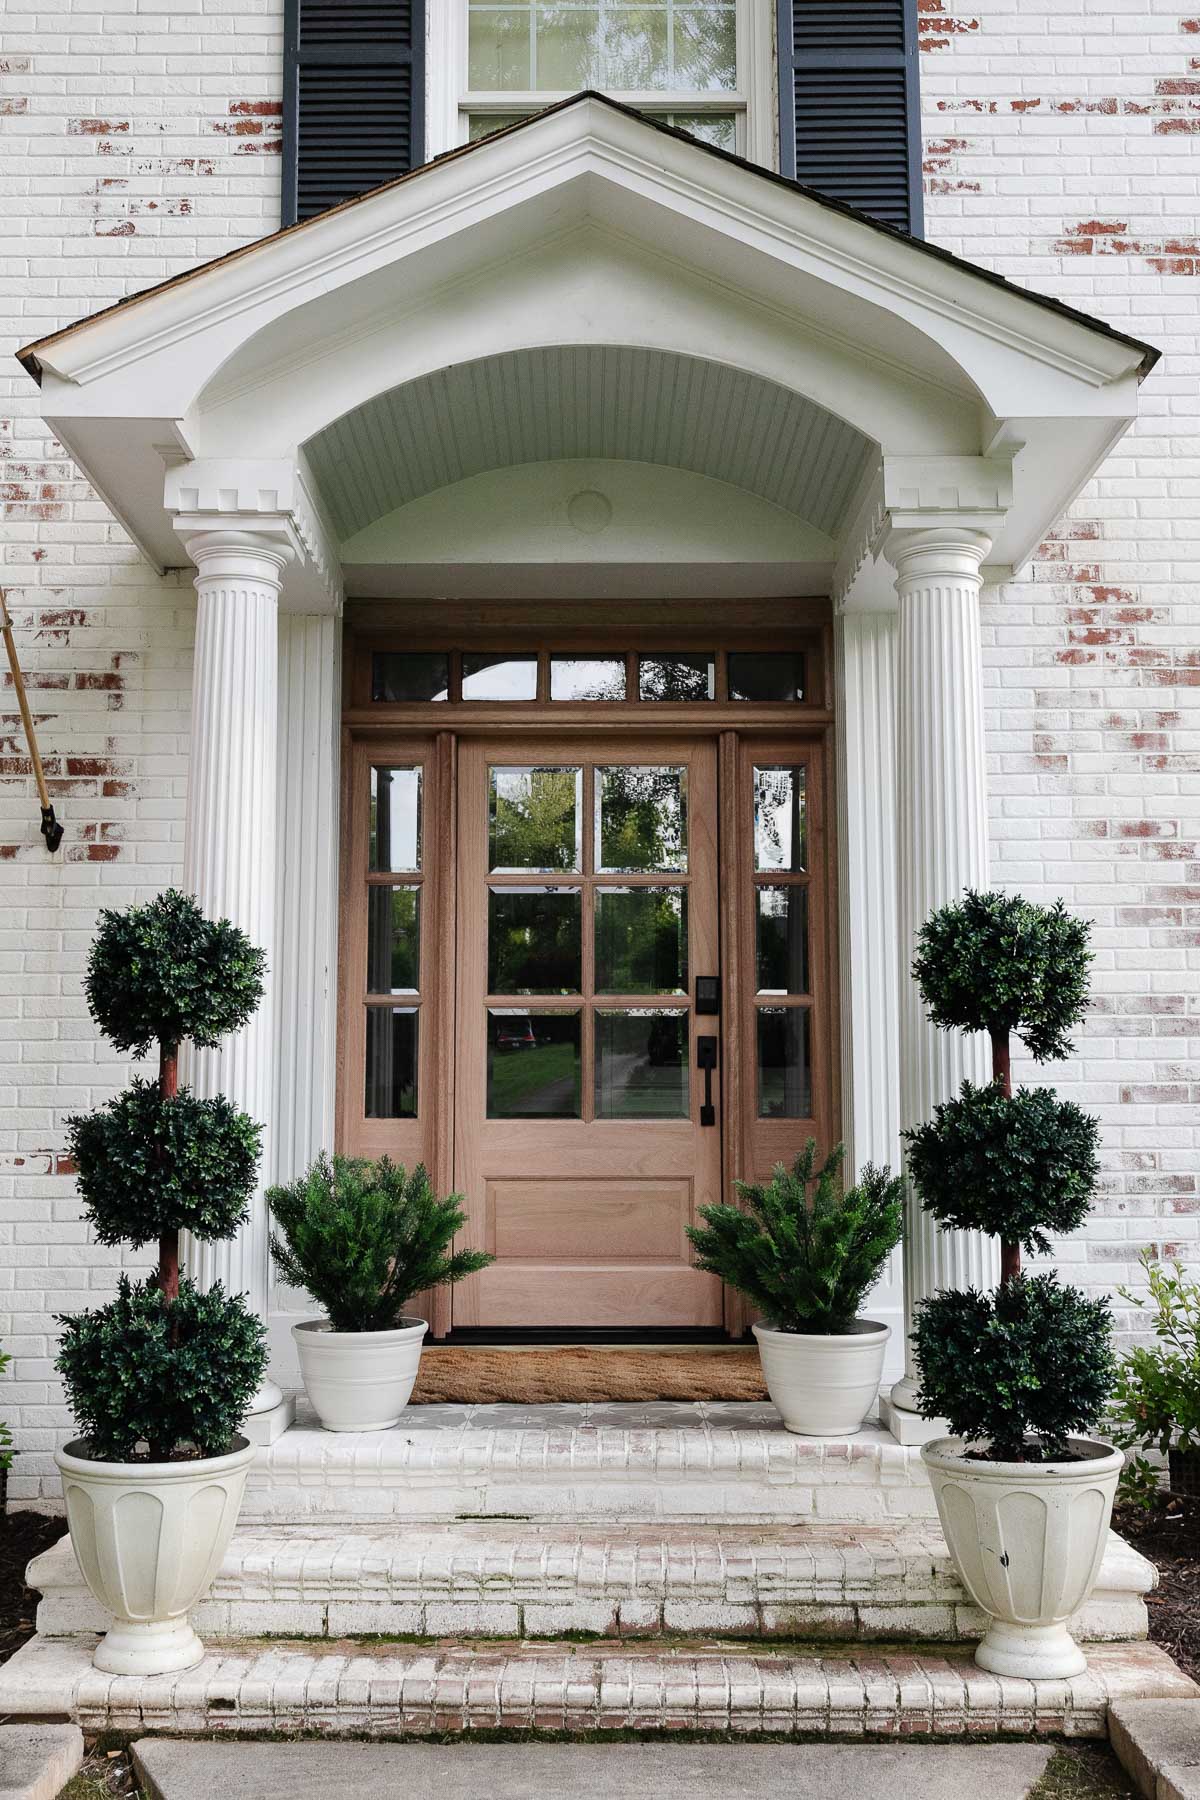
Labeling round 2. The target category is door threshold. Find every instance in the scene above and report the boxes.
[434,1327,747,1348]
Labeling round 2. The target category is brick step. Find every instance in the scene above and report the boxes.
[27,1523,1153,1646]
[1,1634,1193,1740]
[244,1406,937,1524]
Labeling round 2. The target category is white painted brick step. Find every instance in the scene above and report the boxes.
[27,1523,1153,1646]
[1,1635,1194,1741]
[244,1407,936,1523]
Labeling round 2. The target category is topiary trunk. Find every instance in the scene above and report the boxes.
[157,1041,180,1304]
[990,1024,1021,1288]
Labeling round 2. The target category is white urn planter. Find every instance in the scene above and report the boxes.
[922,1435,1123,1679]
[55,1435,255,1676]
[294,1316,428,1431]
[752,1319,890,1437]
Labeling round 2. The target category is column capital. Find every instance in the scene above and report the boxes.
[165,455,342,615]
[179,524,297,589]
[882,524,994,588]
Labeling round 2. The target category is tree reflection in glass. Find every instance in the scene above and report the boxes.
[596,765,687,872]
[753,766,806,873]
[595,887,687,993]
[490,767,581,872]
[488,887,582,994]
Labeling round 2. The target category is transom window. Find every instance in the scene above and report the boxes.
[462,0,749,154]
[369,648,805,705]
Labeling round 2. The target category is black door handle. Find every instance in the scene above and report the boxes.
[697,1035,718,1127]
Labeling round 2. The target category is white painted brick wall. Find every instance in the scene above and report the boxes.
[0,0,1196,1500]
[0,0,283,1501]
[919,0,1200,1329]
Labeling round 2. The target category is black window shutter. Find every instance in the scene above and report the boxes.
[778,0,923,236]
[282,0,425,227]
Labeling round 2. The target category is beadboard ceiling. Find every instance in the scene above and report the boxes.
[305,345,875,544]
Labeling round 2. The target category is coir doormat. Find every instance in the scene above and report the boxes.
[410,1346,768,1405]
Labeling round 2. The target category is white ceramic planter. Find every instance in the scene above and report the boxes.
[752,1319,890,1437]
[922,1435,1123,1679]
[293,1316,428,1431]
[54,1435,254,1676]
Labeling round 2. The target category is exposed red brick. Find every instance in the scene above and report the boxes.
[68,118,130,135]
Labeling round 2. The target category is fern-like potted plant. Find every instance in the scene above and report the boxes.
[908,890,1119,1680]
[268,1154,492,1431]
[55,891,269,1676]
[686,1142,904,1436]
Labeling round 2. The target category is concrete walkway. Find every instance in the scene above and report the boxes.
[132,1739,1057,1800]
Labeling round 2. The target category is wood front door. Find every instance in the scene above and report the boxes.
[452,736,724,1328]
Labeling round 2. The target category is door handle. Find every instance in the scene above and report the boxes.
[697,1035,718,1127]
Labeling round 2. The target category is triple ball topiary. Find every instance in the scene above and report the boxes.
[907,889,1114,1461]
[57,891,269,1461]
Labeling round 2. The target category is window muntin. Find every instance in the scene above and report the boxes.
[462,0,746,153]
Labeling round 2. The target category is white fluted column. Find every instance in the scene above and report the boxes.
[178,528,292,1418]
[834,612,904,1368]
[886,526,999,1422]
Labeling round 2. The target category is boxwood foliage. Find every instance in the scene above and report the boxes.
[915,1274,1114,1462]
[268,1154,494,1333]
[685,1140,904,1334]
[912,889,1091,1062]
[66,1078,260,1250]
[56,1276,267,1462]
[903,1080,1099,1256]
[85,888,265,1056]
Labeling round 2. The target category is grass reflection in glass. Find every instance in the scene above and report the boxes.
[488,1010,581,1117]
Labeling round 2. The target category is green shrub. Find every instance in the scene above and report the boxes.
[85,889,265,1058]
[685,1140,904,1334]
[57,1277,266,1462]
[1110,1249,1200,1507]
[914,1274,1115,1462]
[67,1080,260,1250]
[912,889,1092,1063]
[904,1080,1099,1257]
[268,1154,494,1333]
[56,889,269,1462]
[908,890,1112,1460]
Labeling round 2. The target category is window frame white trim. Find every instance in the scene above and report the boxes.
[427,0,777,170]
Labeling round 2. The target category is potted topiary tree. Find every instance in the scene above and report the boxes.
[268,1153,493,1431]
[907,890,1119,1680]
[55,890,269,1676]
[686,1141,904,1436]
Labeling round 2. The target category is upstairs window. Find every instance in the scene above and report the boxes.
[450,0,764,157]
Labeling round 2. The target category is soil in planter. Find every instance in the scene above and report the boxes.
[1115,1491,1200,1686]
[0,1508,66,1666]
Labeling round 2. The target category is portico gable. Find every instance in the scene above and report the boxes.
[16,94,1156,1426]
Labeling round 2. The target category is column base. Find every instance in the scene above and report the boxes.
[242,1392,295,1446]
[879,1391,950,1446]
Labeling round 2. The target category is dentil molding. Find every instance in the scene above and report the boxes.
[165,455,343,615]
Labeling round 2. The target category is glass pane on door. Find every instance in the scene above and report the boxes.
[596,765,688,872]
[490,766,581,871]
[594,1009,688,1119]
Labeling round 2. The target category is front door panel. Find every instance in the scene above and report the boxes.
[453,736,723,1328]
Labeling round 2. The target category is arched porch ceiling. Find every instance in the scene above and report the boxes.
[306,347,874,546]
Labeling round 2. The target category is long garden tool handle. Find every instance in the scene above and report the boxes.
[0,591,63,852]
